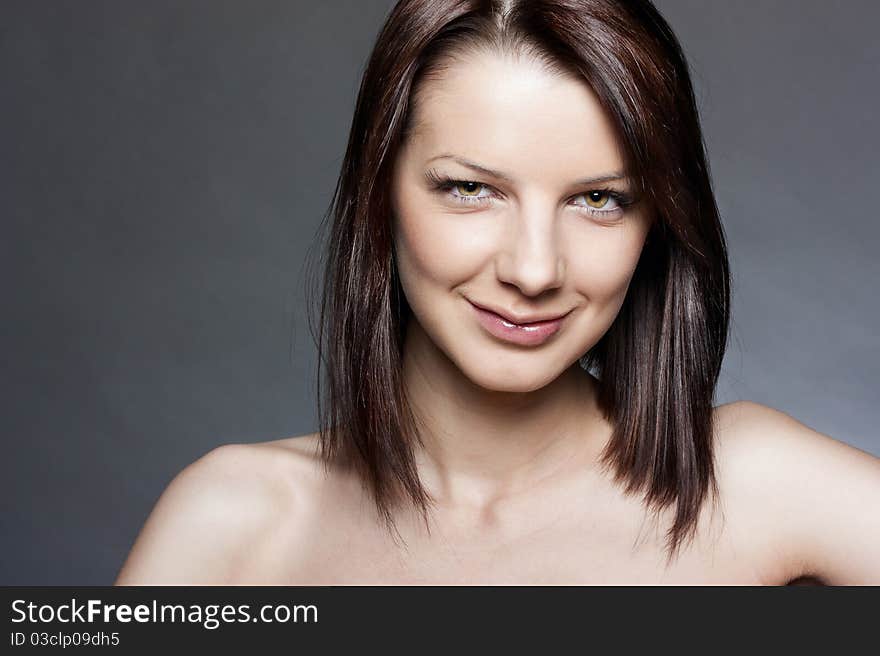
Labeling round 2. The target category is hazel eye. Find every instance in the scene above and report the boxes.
[454,181,484,197]
[584,190,614,209]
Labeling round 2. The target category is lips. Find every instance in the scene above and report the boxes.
[468,300,570,326]
[468,300,569,346]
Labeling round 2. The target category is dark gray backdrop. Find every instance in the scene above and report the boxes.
[3,1,877,584]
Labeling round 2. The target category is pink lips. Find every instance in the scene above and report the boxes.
[469,301,568,346]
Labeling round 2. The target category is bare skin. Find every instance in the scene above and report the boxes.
[115,50,880,585]
[113,398,880,585]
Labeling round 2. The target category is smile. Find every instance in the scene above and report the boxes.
[468,300,570,346]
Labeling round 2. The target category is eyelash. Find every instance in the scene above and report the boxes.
[424,168,635,222]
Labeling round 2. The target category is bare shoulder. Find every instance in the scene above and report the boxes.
[711,400,880,585]
[115,432,329,585]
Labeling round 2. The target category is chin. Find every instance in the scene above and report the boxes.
[459,359,563,394]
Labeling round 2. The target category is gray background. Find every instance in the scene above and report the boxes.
[2,1,877,584]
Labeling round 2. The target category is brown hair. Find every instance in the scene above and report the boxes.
[305,0,730,565]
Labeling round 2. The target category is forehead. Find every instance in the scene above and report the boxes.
[405,49,626,181]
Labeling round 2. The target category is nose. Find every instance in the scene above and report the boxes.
[494,205,565,297]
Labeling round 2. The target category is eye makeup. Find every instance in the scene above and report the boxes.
[423,167,636,222]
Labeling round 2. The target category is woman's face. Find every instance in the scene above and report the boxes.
[391,50,652,393]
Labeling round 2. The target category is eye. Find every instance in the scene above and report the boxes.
[570,188,633,221]
[574,190,620,211]
[424,168,494,206]
[451,180,492,200]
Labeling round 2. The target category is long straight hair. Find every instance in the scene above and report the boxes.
[305,0,731,564]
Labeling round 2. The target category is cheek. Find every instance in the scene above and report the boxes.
[394,209,495,292]
[564,223,647,305]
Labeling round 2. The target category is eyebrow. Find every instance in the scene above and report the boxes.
[425,153,629,186]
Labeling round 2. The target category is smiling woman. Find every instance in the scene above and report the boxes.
[115,0,880,585]
[391,50,654,392]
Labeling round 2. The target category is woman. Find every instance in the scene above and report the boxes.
[115,0,880,584]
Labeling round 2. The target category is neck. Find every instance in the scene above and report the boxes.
[401,320,609,511]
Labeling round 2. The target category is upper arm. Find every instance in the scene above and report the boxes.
[720,401,880,585]
[114,444,285,585]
